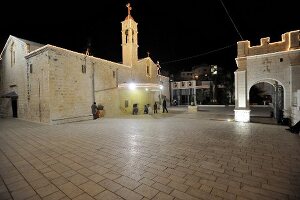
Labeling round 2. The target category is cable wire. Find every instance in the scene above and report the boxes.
[160,43,236,65]
[219,0,244,40]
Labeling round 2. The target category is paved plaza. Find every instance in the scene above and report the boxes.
[0,107,300,200]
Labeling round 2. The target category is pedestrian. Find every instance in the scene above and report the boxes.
[148,104,153,115]
[162,98,168,113]
[144,104,148,114]
[91,102,98,120]
[153,102,158,114]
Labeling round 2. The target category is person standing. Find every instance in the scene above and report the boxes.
[153,102,158,114]
[91,102,98,120]
[162,98,168,113]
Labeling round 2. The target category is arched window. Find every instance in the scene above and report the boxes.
[10,42,15,67]
[125,30,129,43]
[132,30,134,43]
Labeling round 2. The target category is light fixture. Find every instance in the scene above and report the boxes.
[129,83,136,90]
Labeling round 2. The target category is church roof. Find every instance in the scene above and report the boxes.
[17,37,44,50]
[0,35,45,59]
[125,15,134,20]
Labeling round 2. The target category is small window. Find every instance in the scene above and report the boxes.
[174,83,177,88]
[182,82,185,87]
[125,100,128,108]
[280,58,283,62]
[189,82,192,86]
[82,65,86,73]
[113,71,116,78]
[132,30,134,43]
[125,29,129,43]
[146,65,150,76]
[29,64,33,73]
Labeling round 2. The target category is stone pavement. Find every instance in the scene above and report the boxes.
[0,109,300,200]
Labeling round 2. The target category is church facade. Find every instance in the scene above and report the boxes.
[0,4,169,124]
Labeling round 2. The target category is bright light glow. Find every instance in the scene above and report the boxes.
[145,88,149,91]
[129,83,136,90]
[159,85,163,90]
[234,109,250,122]
[118,83,163,91]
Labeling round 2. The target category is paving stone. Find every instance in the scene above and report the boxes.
[134,184,159,199]
[94,190,123,200]
[115,187,143,200]
[79,181,105,196]
[1,111,299,200]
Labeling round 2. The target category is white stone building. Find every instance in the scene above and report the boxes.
[235,30,300,124]
[0,4,169,124]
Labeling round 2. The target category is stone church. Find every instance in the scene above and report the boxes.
[0,4,170,124]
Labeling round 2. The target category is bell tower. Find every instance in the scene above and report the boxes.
[121,3,138,66]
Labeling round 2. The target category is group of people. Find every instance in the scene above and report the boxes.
[92,98,168,118]
[143,99,168,114]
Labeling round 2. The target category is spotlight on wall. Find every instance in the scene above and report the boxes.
[159,85,163,90]
[129,83,136,90]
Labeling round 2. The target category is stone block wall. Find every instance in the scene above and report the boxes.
[237,30,299,59]
[0,37,28,118]
[26,49,50,123]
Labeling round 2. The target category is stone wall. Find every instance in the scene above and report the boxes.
[43,46,132,124]
[237,30,300,59]
[26,49,50,123]
[0,37,28,118]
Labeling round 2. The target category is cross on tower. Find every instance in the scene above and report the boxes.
[147,51,150,57]
[126,3,132,16]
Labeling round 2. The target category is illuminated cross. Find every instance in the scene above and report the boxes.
[147,51,150,57]
[263,58,271,72]
[126,3,132,16]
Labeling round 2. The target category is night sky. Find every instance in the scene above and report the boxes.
[1,0,299,74]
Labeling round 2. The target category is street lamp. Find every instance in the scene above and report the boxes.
[211,65,217,103]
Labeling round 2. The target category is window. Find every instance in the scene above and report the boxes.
[174,83,177,88]
[82,65,86,73]
[125,100,128,108]
[125,29,129,43]
[113,71,116,78]
[132,30,134,43]
[10,42,15,67]
[29,64,33,73]
[182,82,185,87]
[189,82,192,86]
[280,58,283,62]
[146,65,150,76]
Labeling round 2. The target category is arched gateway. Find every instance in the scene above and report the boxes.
[235,30,300,124]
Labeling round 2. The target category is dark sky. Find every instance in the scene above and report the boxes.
[1,0,299,74]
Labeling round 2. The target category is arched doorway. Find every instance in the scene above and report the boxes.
[249,80,284,123]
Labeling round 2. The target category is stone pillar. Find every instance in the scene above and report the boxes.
[234,70,250,122]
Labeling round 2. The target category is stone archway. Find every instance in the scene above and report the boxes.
[249,80,284,122]
[234,30,300,123]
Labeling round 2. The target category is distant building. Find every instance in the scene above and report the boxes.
[0,4,169,124]
[170,64,230,105]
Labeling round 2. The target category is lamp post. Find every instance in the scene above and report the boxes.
[211,65,218,103]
